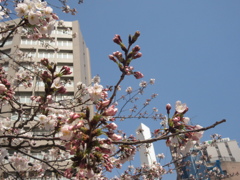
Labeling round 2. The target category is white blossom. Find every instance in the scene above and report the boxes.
[175,100,187,113]
[88,83,103,101]
[15,3,29,17]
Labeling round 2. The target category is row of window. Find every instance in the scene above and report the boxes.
[18,64,73,72]
[20,51,73,59]
[1,39,12,46]
[52,29,73,35]
[15,95,74,104]
[35,81,73,87]
[38,52,73,59]
[21,39,73,47]
[3,171,69,180]
[0,50,11,59]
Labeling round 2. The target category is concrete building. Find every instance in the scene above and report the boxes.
[136,123,157,166]
[136,122,240,180]
[0,19,91,179]
[178,138,240,180]
[180,149,208,180]
[205,138,240,163]
[204,138,240,180]
[0,19,91,107]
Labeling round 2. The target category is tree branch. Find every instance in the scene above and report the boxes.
[112,119,226,145]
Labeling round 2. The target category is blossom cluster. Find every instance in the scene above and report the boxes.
[165,101,204,155]
[15,0,59,39]
[0,66,15,104]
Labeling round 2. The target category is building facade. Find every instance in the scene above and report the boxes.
[0,19,91,105]
[136,123,157,166]
[0,19,92,179]
[204,138,240,180]
[205,138,240,163]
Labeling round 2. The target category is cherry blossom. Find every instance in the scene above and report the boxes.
[88,83,103,101]
[175,100,188,113]
[15,3,29,17]
[104,105,118,116]
[59,124,73,140]
[0,83,7,94]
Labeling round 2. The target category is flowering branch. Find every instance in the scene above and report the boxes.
[112,119,226,145]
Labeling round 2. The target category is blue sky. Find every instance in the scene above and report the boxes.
[16,0,240,179]
[54,0,240,179]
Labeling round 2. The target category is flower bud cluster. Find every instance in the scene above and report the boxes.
[109,32,144,79]
[14,68,33,88]
[0,67,14,103]
[39,58,72,98]
[165,101,204,155]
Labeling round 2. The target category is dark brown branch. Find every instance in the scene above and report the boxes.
[16,148,65,177]
[0,135,61,141]
[107,72,126,109]
[112,119,226,145]
[1,143,66,151]
[0,19,25,47]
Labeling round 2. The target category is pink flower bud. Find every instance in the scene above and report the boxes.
[166,103,171,114]
[101,99,110,107]
[41,58,49,66]
[134,71,144,79]
[106,122,118,130]
[113,34,122,44]
[52,13,59,20]
[0,84,7,94]
[69,112,80,120]
[133,52,142,59]
[57,86,67,94]
[131,31,141,44]
[109,55,116,62]
[76,120,84,128]
[109,133,122,141]
[132,45,141,52]
[172,117,180,123]
[104,105,118,116]
[60,66,72,75]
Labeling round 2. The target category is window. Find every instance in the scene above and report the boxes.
[0,49,11,59]
[57,38,72,47]
[55,94,74,101]
[20,49,36,58]
[39,38,55,47]
[38,50,55,58]
[15,92,32,104]
[56,51,73,59]
[11,113,30,121]
[21,38,38,45]
[2,37,13,46]
[54,27,72,35]
[36,80,45,87]
[0,63,9,71]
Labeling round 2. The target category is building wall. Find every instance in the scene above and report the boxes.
[136,123,157,166]
[0,19,91,108]
[205,139,240,180]
[0,19,91,179]
[220,161,240,180]
[206,139,240,163]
